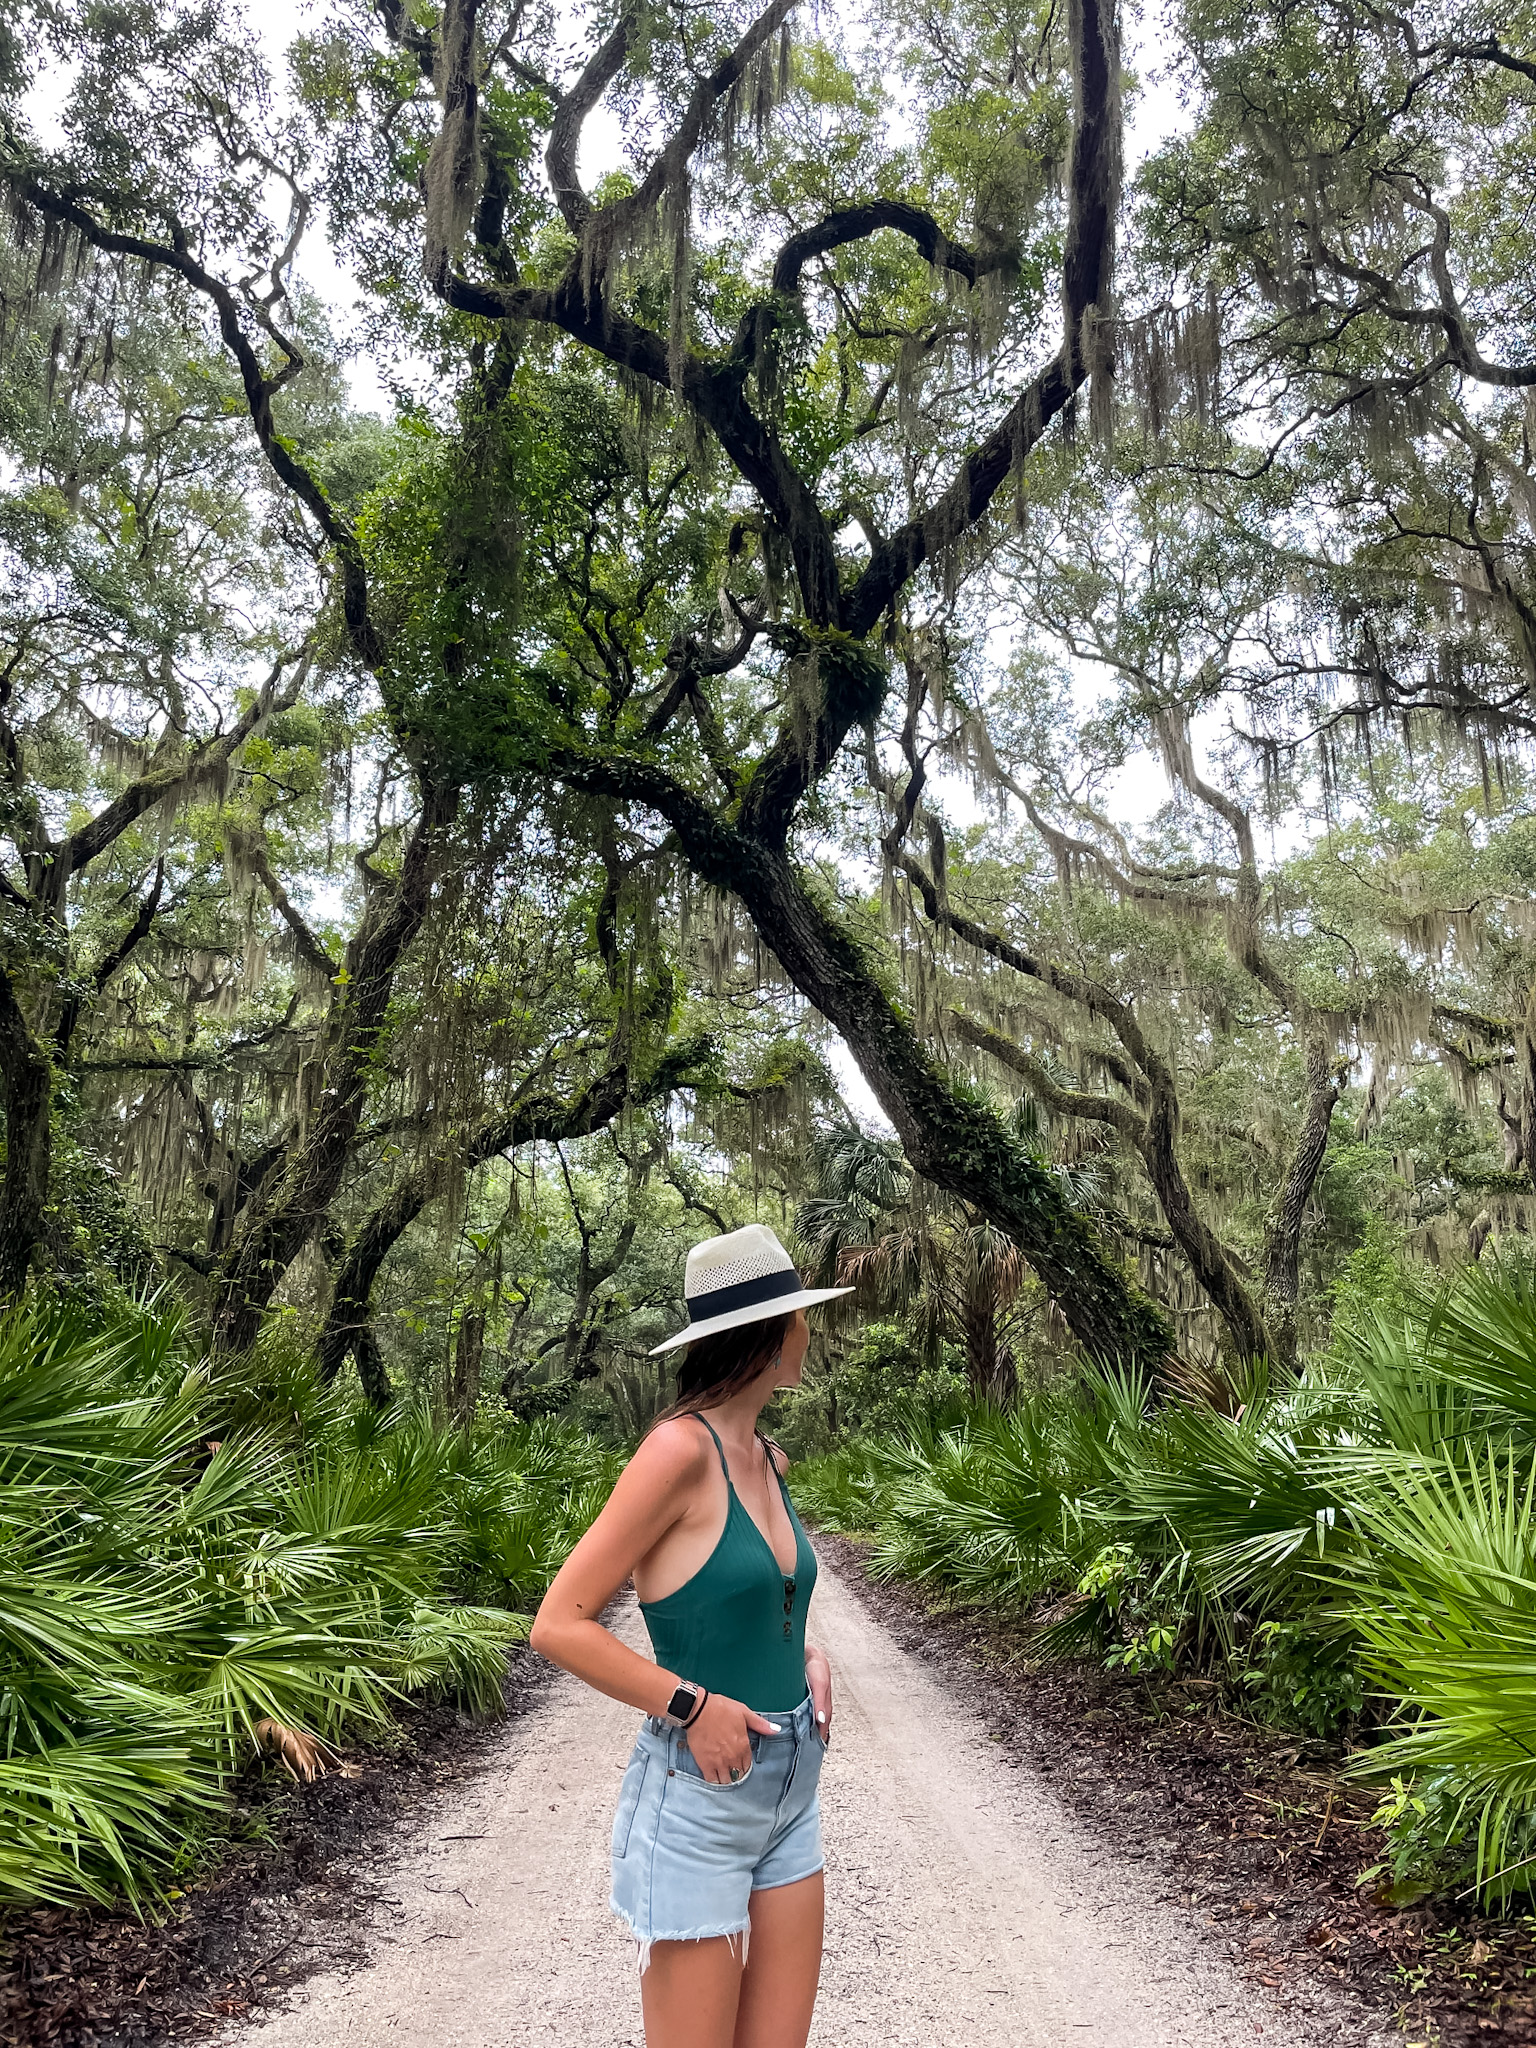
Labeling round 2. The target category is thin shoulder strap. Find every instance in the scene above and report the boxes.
[692,1411,732,1484]
[759,1432,792,1498]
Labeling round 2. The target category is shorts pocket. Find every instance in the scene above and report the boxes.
[612,1751,650,1858]
[676,1733,759,1788]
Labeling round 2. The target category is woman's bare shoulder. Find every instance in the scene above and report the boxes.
[624,1414,712,1486]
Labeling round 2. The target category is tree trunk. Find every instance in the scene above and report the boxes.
[735,846,1174,1372]
[958,1289,1009,1400]
[0,962,52,1295]
[1140,1089,1275,1364]
[1506,983,1536,1193]
[561,1248,598,1380]
[211,782,460,1354]
[451,1307,485,1423]
[318,1162,448,1388]
[1262,1035,1344,1365]
[352,1324,393,1408]
[562,1218,636,1379]
[964,1309,997,1397]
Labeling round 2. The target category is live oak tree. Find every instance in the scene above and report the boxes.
[0,0,1177,1369]
[0,189,713,1363]
[3,0,1534,1382]
[1139,0,1536,744]
[865,457,1536,1360]
[0,238,323,1294]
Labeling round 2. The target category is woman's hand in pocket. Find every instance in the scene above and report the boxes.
[806,1645,833,1745]
[684,1693,780,1782]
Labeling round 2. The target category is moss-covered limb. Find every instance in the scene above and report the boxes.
[1517,992,1536,1196]
[768,201,1012,297]
[436,261,845,626]
[542,13,630,231]
[951,1013,1148,1144]
[53,862,165,1063]
[434,0,1117,654]
[936,756,1292,1365]
[752,855,1173,1370]
[895,847,1164,1093]
[548,747,1173,1369]
[421,0,480,291]
[842,0,1120,632]
[8,654,303,920]
[1473,998,1536,1194]
[739,628,890,847]
[317,1034,717,1390]
[954,1010,1275,1365]
[0,645,300,1296]
[589,0,799,254]
[1434,1001,1518,1042]
[4,181,383,671]
[556,1165,636,1381]
[421,0,1120,855]
[227,827,336,983]
[1156,723,1305,1025]
[211,781,462,1356]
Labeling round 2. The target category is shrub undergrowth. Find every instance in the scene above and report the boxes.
[791,1261,1536,1909]
[0,1297,618,1911]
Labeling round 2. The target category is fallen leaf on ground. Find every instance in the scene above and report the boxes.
[254,1718,340,1782]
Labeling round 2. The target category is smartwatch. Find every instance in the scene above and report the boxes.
[662,1681,704,1727]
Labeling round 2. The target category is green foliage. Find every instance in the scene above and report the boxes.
[1240,1621,1364,1740]
[785,1319,970,1456]
[1328,1217,1414,1350]
[792,1261,1536,1908]
[0,1297,615,1910]
[6,0,1536,1940]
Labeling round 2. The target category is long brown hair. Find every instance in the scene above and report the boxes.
[645,1312,793,1436]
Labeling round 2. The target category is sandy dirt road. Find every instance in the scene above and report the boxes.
[226,1550,1380,2048]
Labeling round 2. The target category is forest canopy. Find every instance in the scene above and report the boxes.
[0,0,1532,1423]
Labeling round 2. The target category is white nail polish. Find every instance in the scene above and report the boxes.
[767,1723,783,1733]
[817,1711,826,1723]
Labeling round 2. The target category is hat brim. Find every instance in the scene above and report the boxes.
[647,1284,854,1356]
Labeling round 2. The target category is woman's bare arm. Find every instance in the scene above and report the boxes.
[529,1423,706,1716]
[532,1420,784,1780]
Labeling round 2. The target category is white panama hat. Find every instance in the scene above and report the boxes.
[649,1222,853,1355]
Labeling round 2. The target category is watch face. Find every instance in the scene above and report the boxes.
[667,1685,696,1720]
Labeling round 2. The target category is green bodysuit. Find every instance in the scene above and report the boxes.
[639,1412,817,1714]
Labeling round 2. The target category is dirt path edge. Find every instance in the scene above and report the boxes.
[809,1527,1536,2047]
[0,1653,560,2048]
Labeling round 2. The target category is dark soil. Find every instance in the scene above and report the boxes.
[0,1650,557,2048]
[814,1528,1536,2048]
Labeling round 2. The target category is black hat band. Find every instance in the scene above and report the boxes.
[685,1265,802,1322]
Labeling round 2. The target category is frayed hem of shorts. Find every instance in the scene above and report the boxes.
[749,1859,825,1894]
[609,1902,751,1977]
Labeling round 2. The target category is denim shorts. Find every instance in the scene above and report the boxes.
[610,1691,825,1972]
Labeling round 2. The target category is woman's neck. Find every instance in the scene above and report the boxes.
[697,1370,777,1449]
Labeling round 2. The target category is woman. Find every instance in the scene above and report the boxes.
[531,1223,851,2048]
